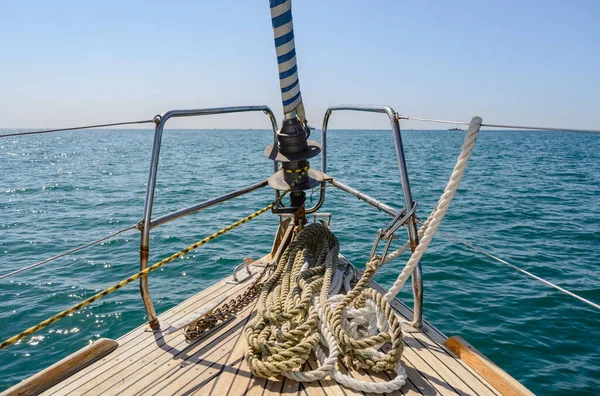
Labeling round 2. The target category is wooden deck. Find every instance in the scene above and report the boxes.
[32,259,523,396]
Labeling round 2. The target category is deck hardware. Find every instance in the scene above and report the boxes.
[328,179,398,216]
[149,179,269,230]
[266,116,324,215]
[312,213,332,227]
[228,258,255,284]
[143,321,172,333]
[369,202,419,263]
[382,202,418,240]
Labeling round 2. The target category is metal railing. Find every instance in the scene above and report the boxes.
[145,179,270,230]
[140,105,279,328]
[320,105,424,328]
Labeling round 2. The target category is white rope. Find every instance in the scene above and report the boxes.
[295,263,408,393]
[383,116,483,302]
[321,272,407,393]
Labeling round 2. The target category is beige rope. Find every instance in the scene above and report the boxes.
[244,223,406,393]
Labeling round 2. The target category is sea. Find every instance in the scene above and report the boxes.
[1,127,599,394]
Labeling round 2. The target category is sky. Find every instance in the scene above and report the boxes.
[1,0,599,130]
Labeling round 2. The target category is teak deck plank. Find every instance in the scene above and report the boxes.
[33,260,528,396]
[206,315,258,396]
[84,283,259,395]
[46,270,245,394]
[52,291,232,394]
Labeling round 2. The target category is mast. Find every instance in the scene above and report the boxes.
[264,0,323,220]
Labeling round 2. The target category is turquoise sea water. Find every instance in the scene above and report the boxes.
[0,128,599,394]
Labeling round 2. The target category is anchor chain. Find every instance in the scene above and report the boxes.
[184,263,271,341]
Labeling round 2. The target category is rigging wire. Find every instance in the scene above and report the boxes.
[0,119,155,139]
[430,225,600,312]
[397,115,600,134]
[0,224,138,280]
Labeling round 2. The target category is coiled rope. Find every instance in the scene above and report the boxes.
[0,169,309,350]
[244,223,406,393]
[243,116,483,393]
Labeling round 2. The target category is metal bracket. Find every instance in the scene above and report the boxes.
[312,213,332,227]
[370,202,418,263]
[227,257,254,284]
[144,321,172,333]
[382,202,418,240]
[278,212,332,227]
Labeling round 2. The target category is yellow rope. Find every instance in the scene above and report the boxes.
[0,169,309,350]
[280,164,310,173]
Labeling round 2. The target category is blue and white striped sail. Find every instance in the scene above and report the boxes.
[270,0,306,123]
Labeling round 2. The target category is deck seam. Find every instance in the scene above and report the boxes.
[45,272,244,393]
[98,290,260,395]
[206,308,257,395]
[147,325,244,395]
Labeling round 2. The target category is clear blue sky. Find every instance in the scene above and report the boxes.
[1,0,599,130]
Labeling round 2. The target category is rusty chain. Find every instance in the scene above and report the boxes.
[184,263,271,341]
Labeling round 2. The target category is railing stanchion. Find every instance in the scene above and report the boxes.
[139,105,279,330]
[319,105,423,329]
